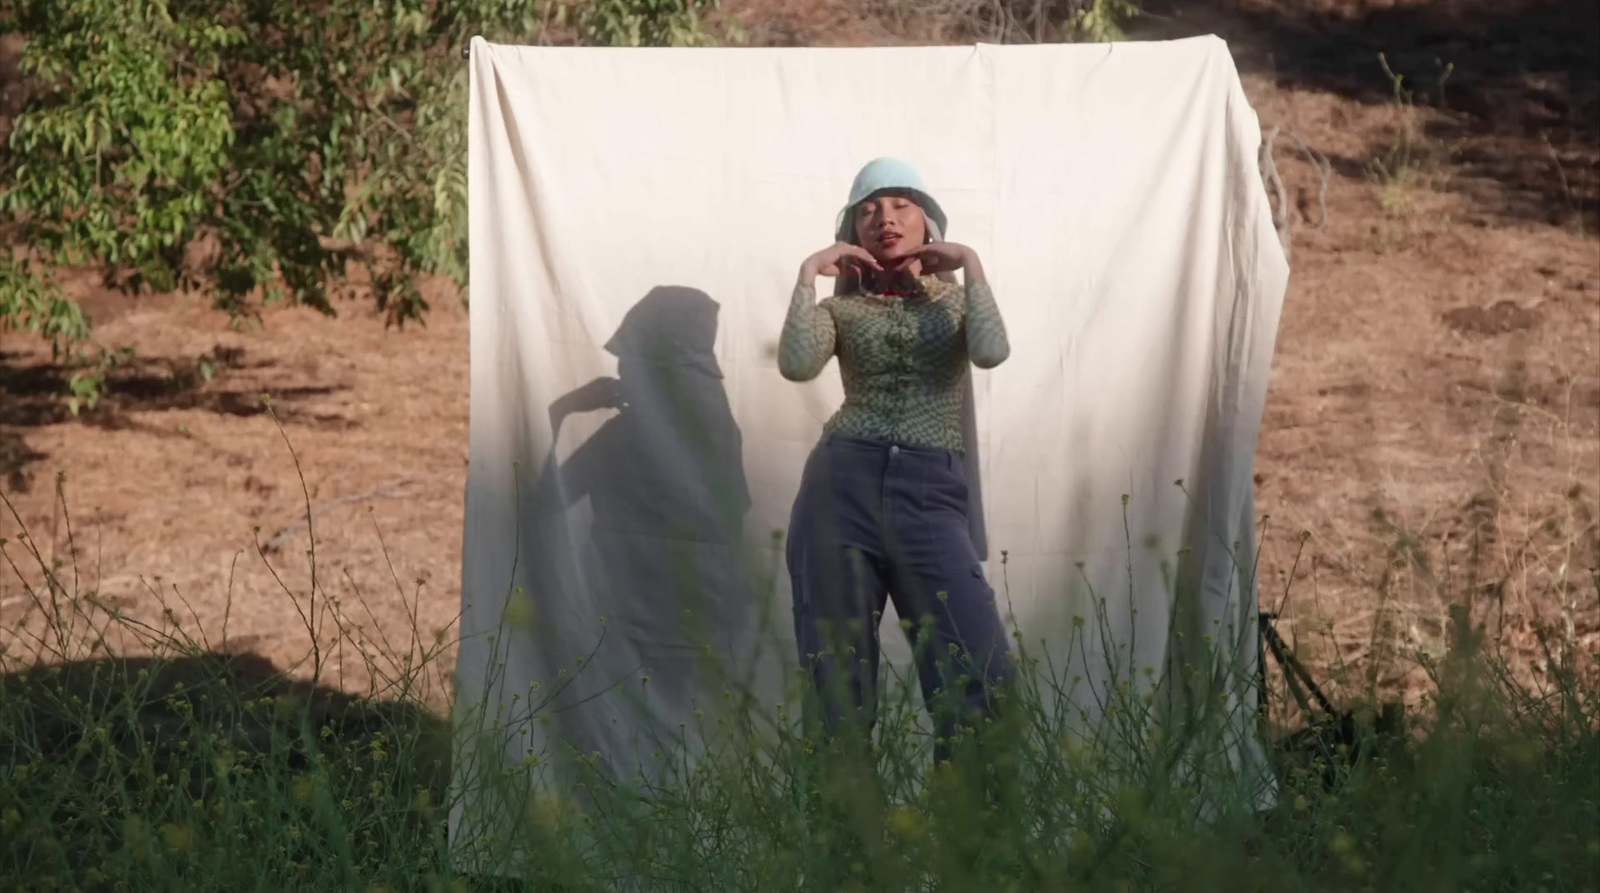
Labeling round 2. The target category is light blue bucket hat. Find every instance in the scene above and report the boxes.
[834,157,949,245]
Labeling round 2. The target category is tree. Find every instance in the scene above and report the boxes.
[0,0,721,409]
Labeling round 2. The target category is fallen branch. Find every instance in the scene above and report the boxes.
[1260,125,1335,264]
[1261,126,1294,262]
[1281,129,1333,230]
[260,478,423,554]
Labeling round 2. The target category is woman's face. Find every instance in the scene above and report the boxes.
[852,193,927,265]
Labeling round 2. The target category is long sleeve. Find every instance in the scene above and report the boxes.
[778,281,836,381]
[964,280,1010,369]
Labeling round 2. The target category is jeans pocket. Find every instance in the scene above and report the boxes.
[788,561,809,612]
[964,563,1002,609]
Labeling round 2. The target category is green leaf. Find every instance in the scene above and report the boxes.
[2,0,722,402]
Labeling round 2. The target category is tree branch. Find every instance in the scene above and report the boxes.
[260,477,425,554]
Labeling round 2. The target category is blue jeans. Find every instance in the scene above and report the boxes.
[786,433,1015,760]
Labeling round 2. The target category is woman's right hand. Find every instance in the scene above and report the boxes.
[799,242,882,282]
[549,376,624,434]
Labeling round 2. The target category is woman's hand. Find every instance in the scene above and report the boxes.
[914,242,976,276]
[549,376,624,434]
[799,242,882,282]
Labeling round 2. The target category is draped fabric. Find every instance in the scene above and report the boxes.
[451,36,1288,857]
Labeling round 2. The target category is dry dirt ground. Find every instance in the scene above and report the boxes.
[2,0,1596,717]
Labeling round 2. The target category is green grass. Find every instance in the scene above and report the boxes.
[2,483,1596,893]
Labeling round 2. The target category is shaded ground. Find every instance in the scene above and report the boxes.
[0,651,453,891]
[1138,0,1599,230]
[0,651,451,783]
[2,0,1597,715]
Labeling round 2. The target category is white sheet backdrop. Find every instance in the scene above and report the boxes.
[451,35,1288,853]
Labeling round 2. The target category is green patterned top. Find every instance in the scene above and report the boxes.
[778,274,1009,453]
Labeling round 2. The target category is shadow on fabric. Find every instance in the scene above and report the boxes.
[523,285,757,779]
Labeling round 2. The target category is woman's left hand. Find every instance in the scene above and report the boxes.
[915,242,977,276]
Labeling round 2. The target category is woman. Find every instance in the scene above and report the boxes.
[779,157,1015,762]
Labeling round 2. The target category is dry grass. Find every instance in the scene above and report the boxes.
[0,275,469,714]
[3,0,1598,722]
[1,8,1597,888]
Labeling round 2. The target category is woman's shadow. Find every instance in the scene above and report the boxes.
[527,286,754,775]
